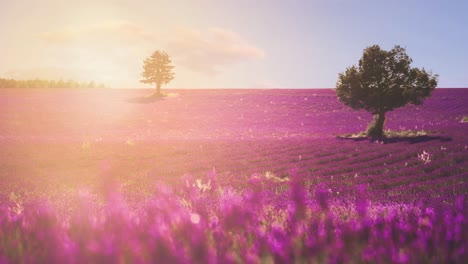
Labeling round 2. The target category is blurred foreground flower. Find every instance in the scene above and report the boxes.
[0,171,466,263]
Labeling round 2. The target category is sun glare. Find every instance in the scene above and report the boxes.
[67,48,134,87]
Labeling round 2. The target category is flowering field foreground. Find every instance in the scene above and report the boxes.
[1,171,466,263]
[0,88,467,262]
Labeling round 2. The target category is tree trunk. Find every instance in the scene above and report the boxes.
[367,110,386,137]
[156,83,161,96]
[375,111,386,135]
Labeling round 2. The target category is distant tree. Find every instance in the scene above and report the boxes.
[88,81,96,89]
[65,80,72,88]
[140,50,175,96]
[336,45,438,137]
[57,79,65,88]
[48,80,57,88]
[0,78,106,89]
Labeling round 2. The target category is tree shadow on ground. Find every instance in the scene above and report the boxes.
[337,135,452,144]
[126,95,165,104]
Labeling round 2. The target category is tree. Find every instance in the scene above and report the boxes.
[140,50,175,96]
[336,45,438,137]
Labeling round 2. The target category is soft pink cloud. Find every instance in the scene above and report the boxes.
[38,20,155,45]
[32,20,158,87]
[31,22,266,87]
[167,27,265,75]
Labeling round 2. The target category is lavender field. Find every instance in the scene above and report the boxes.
[0,88,467,263]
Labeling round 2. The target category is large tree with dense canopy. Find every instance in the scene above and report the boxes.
[336,45,438,137]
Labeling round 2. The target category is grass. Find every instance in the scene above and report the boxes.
[148,91,179,98]
[126,91,179,103]
[338,129,434,139]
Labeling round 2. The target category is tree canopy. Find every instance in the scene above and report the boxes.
[336,45,438,137]
[140,50,175,96]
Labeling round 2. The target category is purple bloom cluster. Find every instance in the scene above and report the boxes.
[0,171,466,263]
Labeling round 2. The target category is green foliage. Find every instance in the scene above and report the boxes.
[141,50,175,94]
[0,78,106,89]
[336,45,438,137]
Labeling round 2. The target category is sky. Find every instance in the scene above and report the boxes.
[0,0,467,88]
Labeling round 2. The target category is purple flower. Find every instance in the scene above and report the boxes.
[315,183,329,211]
[355,184,368,217]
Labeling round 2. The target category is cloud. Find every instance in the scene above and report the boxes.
[32,22,266,87]
[167,27,265,75]
[33,20,158,87]
[38,20,155,45]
